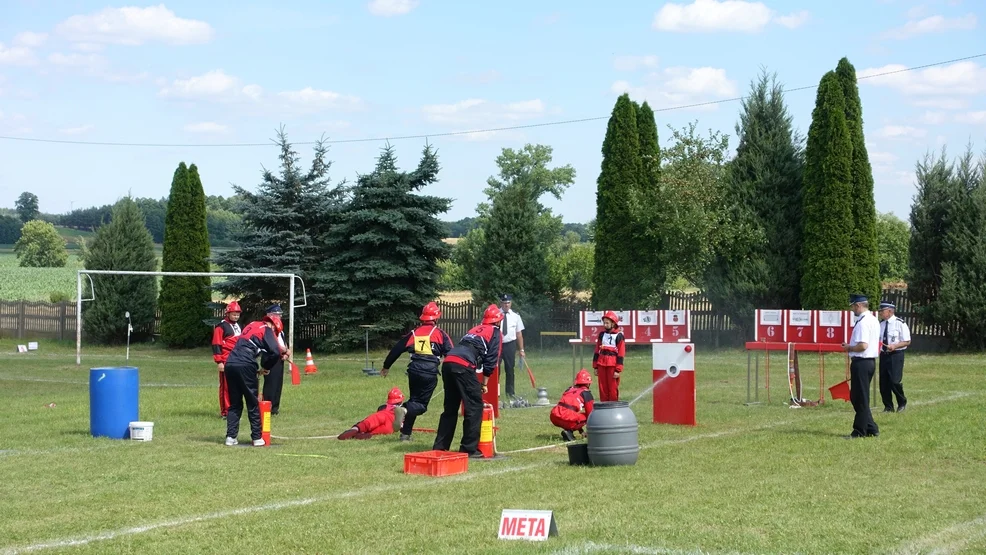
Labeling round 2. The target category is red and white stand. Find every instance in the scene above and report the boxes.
[651,342,696,426]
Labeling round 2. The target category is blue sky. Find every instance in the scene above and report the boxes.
[0,0,984,223]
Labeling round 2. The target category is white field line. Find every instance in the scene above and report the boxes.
[0,376,206,388]
[1,391,978,553]
[500,391,975,455]
[551,540,748,554]
[888,514,986,555]
[0,463,539,555]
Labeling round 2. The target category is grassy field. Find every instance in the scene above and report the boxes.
[0,340,983,554]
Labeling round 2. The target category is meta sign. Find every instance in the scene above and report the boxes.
[498,509,558,541]
[786,310,815,343]
[579,310,633,342]
[816,310,851,345]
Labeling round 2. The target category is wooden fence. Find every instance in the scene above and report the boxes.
[0,289,950,351]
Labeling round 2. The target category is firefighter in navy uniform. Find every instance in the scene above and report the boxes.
[433,304,503,458]
[592,310,626,402]
[223,314,284,447]
[550,369,595,441]
[260,304,290,415]
[211,300,242,418]
[381,302,453,441]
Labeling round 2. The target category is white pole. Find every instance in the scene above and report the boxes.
[288,276,295,363]
[76,271,82,365]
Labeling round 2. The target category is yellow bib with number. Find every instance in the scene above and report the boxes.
[413,326,437,356]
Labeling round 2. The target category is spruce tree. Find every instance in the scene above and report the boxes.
[908,149,956,315]
[837,58,881,303]
[801,71,854,310]
[317,144,451,351]
[159,162,212,347]
[81,197,158,344]
[704,70,804,334]
[217,128,344,319]
[593,93,641,308]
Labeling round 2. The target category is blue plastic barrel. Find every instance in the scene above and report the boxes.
[89,367,139,439]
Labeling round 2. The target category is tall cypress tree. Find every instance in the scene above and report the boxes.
[837,58,881,303]
[631,100,667,301]
[159,162,212,347]
[217,128,344,319]
[801,71,854,310]
[704,70,804,334]
[81,197,158,344]
[593,93,640,308]
[317,144,451,351]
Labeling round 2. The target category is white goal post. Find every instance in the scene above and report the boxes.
[76,270,307,365]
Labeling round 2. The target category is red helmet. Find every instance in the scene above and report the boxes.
[575,369,592,386]
[420,302,441,322]
[482,304,504,325]
[602,310,620,326]
[387,387,405,405]
[225,301,241,314]
[263,314,283,335]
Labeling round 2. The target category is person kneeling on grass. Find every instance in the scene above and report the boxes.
[550,369,595,442]
[338,388,408,440]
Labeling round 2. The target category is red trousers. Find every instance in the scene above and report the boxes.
[355,408,397,435]
[550,406,587,432]
[219,371,230,416]
[596,366,620,402]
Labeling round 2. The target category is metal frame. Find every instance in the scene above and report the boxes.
[75,270,306,365]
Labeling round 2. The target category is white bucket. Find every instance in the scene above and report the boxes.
[129,421,154,441]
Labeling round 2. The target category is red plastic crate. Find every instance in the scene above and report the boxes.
[404,450,469,477]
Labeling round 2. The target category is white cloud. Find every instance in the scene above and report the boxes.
[47,52,149,83]
[159,70,260,101]
[55,5,214,46]
[964,111,986,124]
[277,87,363,113]
[652,0,808,33]
[882,13,977,39]
[421,98,550,129]
[183,122,228,134]
[905,5,928,20]
[869,151,899,165]
[875,125,927,139]
[613,55,659,71]
[858,61,986,107]
[58,125,94,135]
[367,0,419,17]
[913,98,969,110]
[774,10,810,29]
[13,32,48,48]
[920,111,947,124]
[611,66,738,110]
[0,43,36,66]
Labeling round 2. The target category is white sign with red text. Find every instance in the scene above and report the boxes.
[498,509,558,541]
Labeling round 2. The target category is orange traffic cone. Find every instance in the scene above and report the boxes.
[304,349,318,374]
[290,361,301,385]
[478,403,495,458]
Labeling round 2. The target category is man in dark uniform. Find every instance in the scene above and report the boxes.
[433,304,503,458]
[878,301,911,413]
[261,304,289,415]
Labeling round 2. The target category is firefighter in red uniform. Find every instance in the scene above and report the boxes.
[338,388,408,440]
[550,369,595,441]
[223,314,284,447]
[211,301,242,418]
[433,304,503,458]
[592,310,625,402]
[381,302,453,441]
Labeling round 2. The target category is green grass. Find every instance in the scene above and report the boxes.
[0,341,983,554]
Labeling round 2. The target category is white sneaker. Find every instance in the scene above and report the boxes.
[253,438,266,447]
[225,437,238,446]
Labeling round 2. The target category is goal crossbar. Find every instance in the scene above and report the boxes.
[76,270,307,365]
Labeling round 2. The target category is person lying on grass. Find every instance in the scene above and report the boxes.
[338,387,408,440]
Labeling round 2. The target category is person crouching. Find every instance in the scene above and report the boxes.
[338,388,408,440]
[223,314,285,447]
[550,369,595,442]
